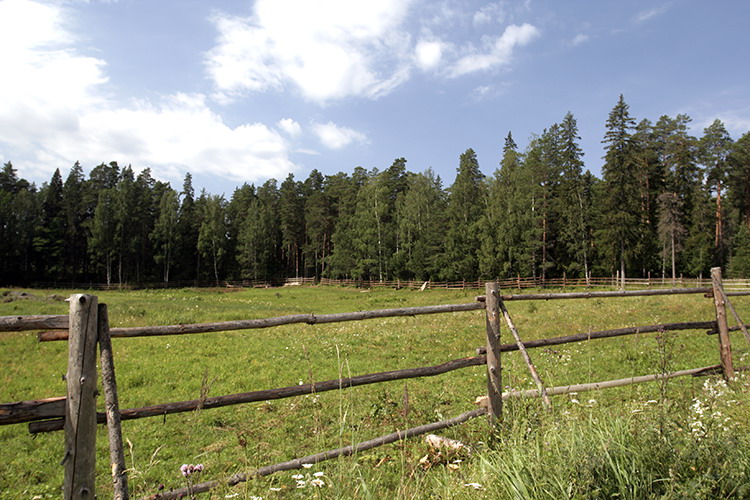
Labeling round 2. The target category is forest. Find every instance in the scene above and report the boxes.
[2,95,750,286]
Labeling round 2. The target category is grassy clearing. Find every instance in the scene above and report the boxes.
[1,286,750,499]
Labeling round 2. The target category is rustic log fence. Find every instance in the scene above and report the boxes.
[2,268,750,498]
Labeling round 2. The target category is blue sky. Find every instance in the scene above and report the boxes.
[1,0,749,196]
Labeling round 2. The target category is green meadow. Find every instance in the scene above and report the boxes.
[2,286,750,499]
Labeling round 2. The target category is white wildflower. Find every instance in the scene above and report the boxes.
[310,478,325,487]
[313,471,325,477]
[301,463,314,469]
[464,483,484,490]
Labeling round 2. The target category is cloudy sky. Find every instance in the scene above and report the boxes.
[1,0,749,195]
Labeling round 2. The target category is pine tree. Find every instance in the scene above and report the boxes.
[445,149,485,280]
[33,169,66,281]
[279,174,304,277]
[599,95,639,286]
[700,119,733,263]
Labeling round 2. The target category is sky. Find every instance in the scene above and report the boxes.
[1,0,749,196]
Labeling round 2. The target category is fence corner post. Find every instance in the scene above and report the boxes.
[710,267,734,381]
[64,294,99,500]
[484,282,502,424]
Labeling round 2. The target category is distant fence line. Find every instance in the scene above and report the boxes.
[20,275,750,291]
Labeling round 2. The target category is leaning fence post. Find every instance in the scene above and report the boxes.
[484,282,502,424]
[711,267,734,380]
[64,294,99,499]
[98,304,129,499]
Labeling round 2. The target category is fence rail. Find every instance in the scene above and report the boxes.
[19,275,750,292]
[0,268,747,499]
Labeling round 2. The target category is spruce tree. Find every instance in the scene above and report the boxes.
[600,95,639,285]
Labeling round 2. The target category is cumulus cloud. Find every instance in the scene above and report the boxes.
[277,118,302,137]
[473,2,509,26]
[313,122,368,150]
[206,0,415,104]
[449,23,540,77]
[0,0,297,185]
[415,40,444,71]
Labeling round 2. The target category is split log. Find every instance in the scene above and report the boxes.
[711,267,734,380]
[476,321,715,355]
[38,302,485,341]
[29,355,486,433]
[497,297,552,409]
[141,408,487,500]
[502,364,729,399]
[0,314,68,332]
[0,397,66,425]
[475,287,713,302]
[483,283,503,424]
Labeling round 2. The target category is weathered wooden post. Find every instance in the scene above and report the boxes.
[711,267,734,380]
[484,282,502,424]
[64,294,99,499]
[98,304,129,499]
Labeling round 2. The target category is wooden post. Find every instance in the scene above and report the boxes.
[484,282,502,424]
[64,294,99,499]
[98,304,129,499]
[711,267,734,380]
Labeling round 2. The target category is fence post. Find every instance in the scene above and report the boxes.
[711,267,734,380]
[98,304,129,499]
[64,294,99,499]
[484,282,502,424]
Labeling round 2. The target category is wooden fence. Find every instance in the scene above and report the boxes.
[2,267,750,499]
[25,275,750,292]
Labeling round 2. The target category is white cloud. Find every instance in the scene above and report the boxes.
[313,122,368,150]
[0,0,297,185]
[449,23,540,77]
[473,2,509,26]
[633,5,670,24]
[415,40,444,71]
[571,33,589,46]
[206,0,415,104]
[277,118,302,137]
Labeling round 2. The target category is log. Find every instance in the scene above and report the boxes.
[64,294,98,500]
[711,267,734,380]
[0,397,66,425]
[502,364,737,400]
[38,302,486,341]
[497,297,552,409]
[475,287,713,302]
[0,314,68,332]
[475,321,716,355]
[141,407,487,499]
[98,304,129,500]
[29,355,487,433]
[483,283,503,424]
[720,289,750,345]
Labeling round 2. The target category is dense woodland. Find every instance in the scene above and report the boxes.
[3,95,750,286]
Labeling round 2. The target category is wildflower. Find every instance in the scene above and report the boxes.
[570,399,580,405]
[296,480,307,488]
[464,483,484,490]
[301,463,313,469]
[269,487,282,492]
[313,471,325,477]
[291,474,304,480]
[310,479,325,487]
[224,494,240,499]
[180,464,190,477]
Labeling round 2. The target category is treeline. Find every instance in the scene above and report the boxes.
[2,95,750,286]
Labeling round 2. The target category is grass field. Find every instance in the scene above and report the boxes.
[1,285,750,499]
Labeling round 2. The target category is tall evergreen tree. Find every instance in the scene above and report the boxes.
[33,169,66,281]
[278,174,305,277]
[445,149,485,280]
[599,95,639,285]
[151,188,180,282]
[198,194,228,285]
[700,119,733,262]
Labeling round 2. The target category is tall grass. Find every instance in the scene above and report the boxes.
[1,286,749,498]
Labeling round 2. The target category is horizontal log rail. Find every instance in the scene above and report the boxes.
[142,407,488,500]
[143,362,740,499]
[26,355,486,433]
[476,288,715,302]
[0,314,68,332]
[35,302,486,341]
[475,321,717,355]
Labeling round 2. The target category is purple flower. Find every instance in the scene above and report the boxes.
[180,464,190,477]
